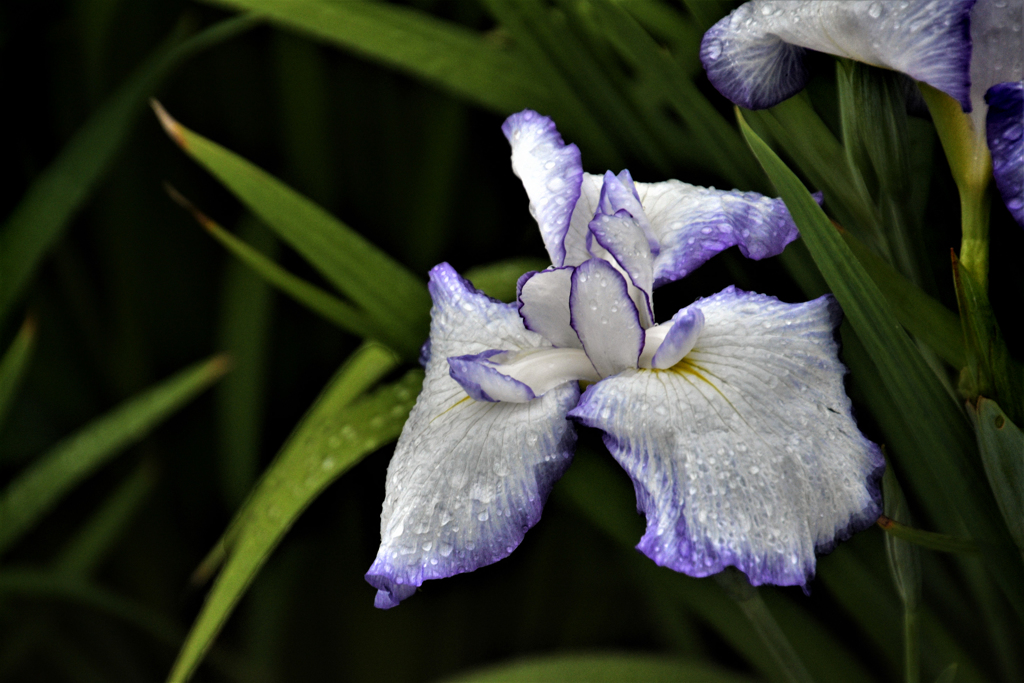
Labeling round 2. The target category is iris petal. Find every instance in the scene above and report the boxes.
[588,210,656,327]
[634,180,807,287]
[986,81,1024,227]
[701,0,974,111]
[503,110,584,267]
[569,258,645,377]
[517,267,582,348]
[365,263,579,608]
[569,287,884,587]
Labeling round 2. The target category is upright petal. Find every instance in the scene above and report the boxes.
[563,172,605,267]
[701,0,974,111]
[503,110,584,266]
[366,263,579,608]
[569,258,645,377]
[635,180,804,287]
[517,267,582,349]
[986,82,1024,227]
[589,210,655,327]
[569,287,884,587]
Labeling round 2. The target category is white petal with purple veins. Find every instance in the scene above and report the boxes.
[589,211,655,327]
[517,267,581,348]
[366,263,579,608]
[564,172,605,267]
[701,0,974,110]
[569,287,884,587]
[648,308,706,370]
[635,180,803,286]
[503,110,584,266]
[986,81,1024,227]
[569,258,645,377]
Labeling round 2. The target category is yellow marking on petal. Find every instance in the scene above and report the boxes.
[431,395,471,424]
[660,356,737,412]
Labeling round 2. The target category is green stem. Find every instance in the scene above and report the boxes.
[736,592,817,683]
[904,606,920,683]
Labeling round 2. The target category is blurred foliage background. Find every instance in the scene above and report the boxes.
[1,1,1022,682]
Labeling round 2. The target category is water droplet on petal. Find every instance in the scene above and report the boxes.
[868,2,882,18]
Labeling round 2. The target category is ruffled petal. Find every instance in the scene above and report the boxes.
[635,180,805,287]
[588,210,655,327]
[517,267,582,349]
[568,287,884,587]
[701,0,974,111]
[366,263,579,608]
[570,258,645,377]
[503,110,584,267]
[986,81,1024,227]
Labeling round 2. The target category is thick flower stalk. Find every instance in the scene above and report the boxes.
[699,0,1023,227]
[365,111,884,609]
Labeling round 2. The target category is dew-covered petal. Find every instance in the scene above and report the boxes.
[569,286,884,587]
[701,0,974,111]
[564,172,604,267]
[970,0,1024,128]
[503,110,584,267]
[366,263,579,608]
[448,350,537,403]
[986,81,1024,227]
[649,308,706,370]
[635,180,805,287]
[589,210,655,327]
[569,258,645,377]
[450,347,599,402]
[598,170,659,253]
[517,267,582,349]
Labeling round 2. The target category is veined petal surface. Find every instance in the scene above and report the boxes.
[366,264,579,608]
[503,110,584,266]
[569,287,884,587]
[701,0,974,110]
[986,81,1024,227]
[635,180,803,287]
[570,259,645,378]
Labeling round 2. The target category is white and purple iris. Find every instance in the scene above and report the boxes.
[364,110,884,609]
[699,0,1023,227]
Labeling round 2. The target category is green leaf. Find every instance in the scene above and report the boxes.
[878,518,979,555]
[200,0,548,115]
[0,355,229,556]
[971,398,1024,552]
[166,344,422,683]
[882,466,922,683]
[737,110,1024,615]
[153,104,430,360]
[0,16,255,321]
[439,653,757,683]
[935,664,958,683]
[464,258,548,303]
[0,315,37,431]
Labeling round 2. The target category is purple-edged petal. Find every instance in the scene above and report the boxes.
[598,170,658,252]
[647,308,706,370]
[970,0,1023,128]
[701,0,974,111]
[569,258,645,377]
[564,172,604,267]
[517,267,581,349]
[588,210,655,327]
[451,347,599,402]
[569,287,884,587]
[986,81,1024,227]
[503,110,584,267]
[635,180,805,287]
[449,351,537,403]
[366,263,579,608]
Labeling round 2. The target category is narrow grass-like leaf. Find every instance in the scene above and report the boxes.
[201,0,548,115]
[0,16,255,321]
[882,467,922,683]
[55,459,158,577]
[464,258,548,303]
[841,229,964,367]
[0,316,36,430]
[0,355,229,556]
[153,104,429,359]
[440,653,757,683]
[737,110,1024,616]
[877,518,979,555]
[167,345,421,683]
[971,399,1024,551]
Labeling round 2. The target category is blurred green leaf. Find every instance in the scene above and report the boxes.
[154,104,430,360]
[0,16,256,321]
[737,110,1024,617]
[882,466,922,683]
[0,316,37,431]
[167,344,422,683]
[0,355,229,556]
[464,258,548,303]
[679,0,734,31]
[971,398,1024,552]
[439,653,757,683]
[878,518,979,555]
[935,664,958,683]
[201,0,548,114]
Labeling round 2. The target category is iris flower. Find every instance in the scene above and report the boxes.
[365,111,883,609]
[699,0,1023,226]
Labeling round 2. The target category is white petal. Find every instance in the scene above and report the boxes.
[517,267,582,349]
[450,347,599,401]
[569,287,884,587]
[569,258,645,377]
[366,263,579,608]
[971,0,1024,133]
[588,211,655,328]
[650,308,706,370]
[563,172,604,267]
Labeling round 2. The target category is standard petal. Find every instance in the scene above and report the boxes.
[635,180,804,287]
[569,287,884,587]
[366,263,579,608]
[563,172,604,267]
[588,210,655,327]
[986,82,1024,227]
[503,110,584,267]
[701,0,974,111]
[569,258,645,377]
[517,267,582,349]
